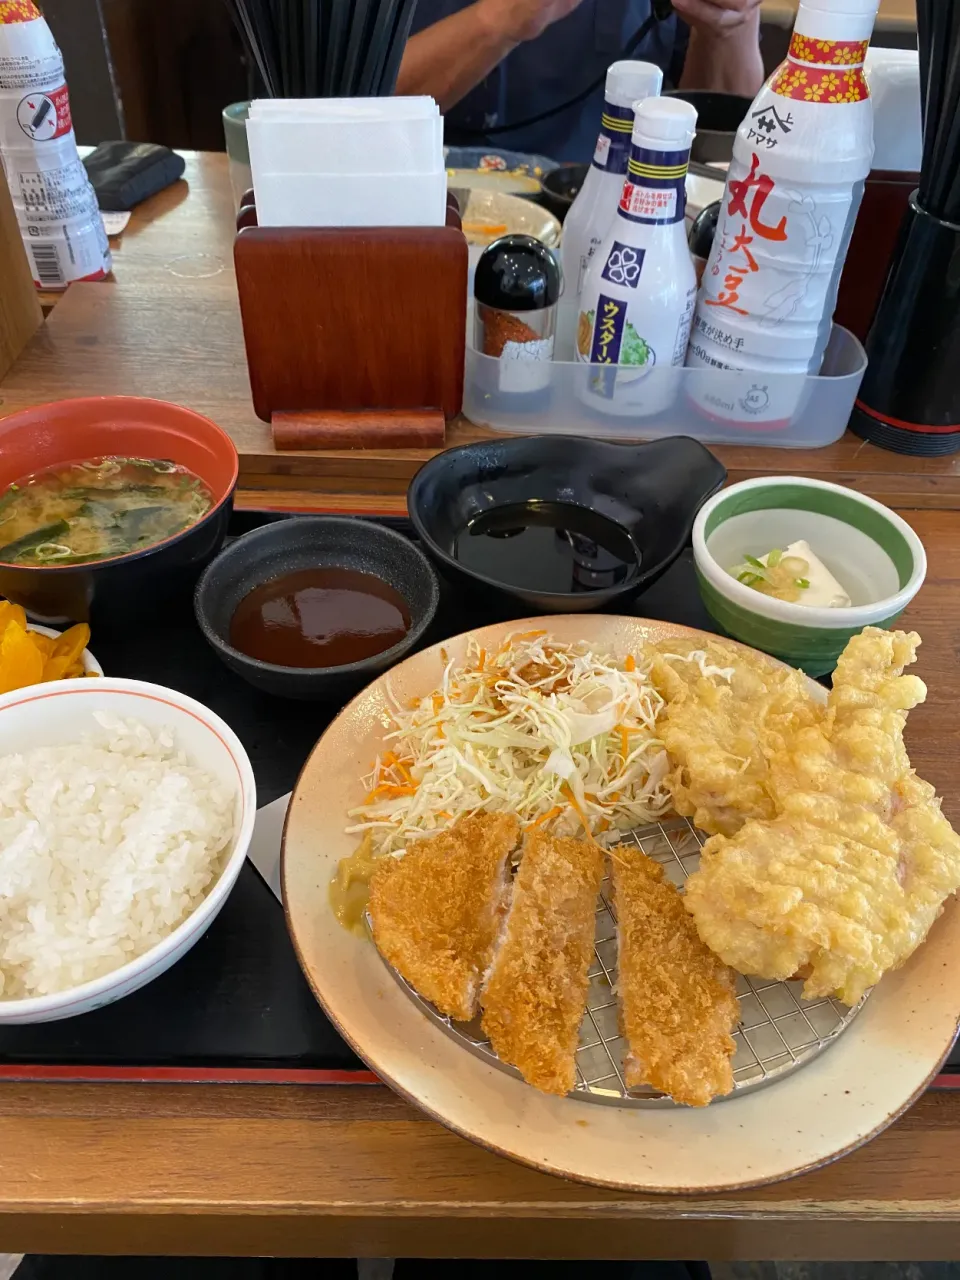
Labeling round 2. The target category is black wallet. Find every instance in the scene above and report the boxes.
[83,141,186,212]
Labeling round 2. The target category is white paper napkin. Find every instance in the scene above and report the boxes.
[245,792,290,904]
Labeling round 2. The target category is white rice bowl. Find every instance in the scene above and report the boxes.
[0,678,256,1023]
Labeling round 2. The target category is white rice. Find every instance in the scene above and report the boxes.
[0,713,236,1000]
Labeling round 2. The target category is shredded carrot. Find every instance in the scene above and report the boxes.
[394,760,414,785]
[437,810,451,821]
[434,724,445,739]
[531,804,564,828]
[381,751,398,767]
[407,696,420,709]
[512,629,548,641]
[462,218,508,237]
[365,782,416,802]
[608,791,621,804]
[432,693,443,713]
[477,648,487,672]
[619,726,630,762]
[598,819,611,833]
[560,783,603,848]
[625,654,636,672]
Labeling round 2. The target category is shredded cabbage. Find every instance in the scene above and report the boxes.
[346,631,672,857]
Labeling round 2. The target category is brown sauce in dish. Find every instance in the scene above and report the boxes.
[229,567,411,668]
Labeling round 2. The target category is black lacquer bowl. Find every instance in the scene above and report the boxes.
[194,517,440,700]
[407,436,726,613]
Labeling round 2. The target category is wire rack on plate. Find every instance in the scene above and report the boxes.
[383,815,867,1108]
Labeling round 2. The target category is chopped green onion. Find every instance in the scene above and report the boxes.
[737,571,762,585]
[795,577,810,590]
[32,543,72,561]
[766,547,783,567]
[744,554,766,570]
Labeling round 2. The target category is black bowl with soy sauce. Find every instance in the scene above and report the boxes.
[407,436,725,614]
[194,518,440,700]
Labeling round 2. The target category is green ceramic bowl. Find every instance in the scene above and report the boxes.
[693,477,927,676]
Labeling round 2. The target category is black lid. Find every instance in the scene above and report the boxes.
[474,234,561,311]
[688,200,721,260]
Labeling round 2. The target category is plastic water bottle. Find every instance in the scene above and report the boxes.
[561,60,663,305]
[687,0,879,424]
[0,0,110,289]
[576,97,698,416]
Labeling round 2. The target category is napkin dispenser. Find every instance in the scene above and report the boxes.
[234,212,467,451]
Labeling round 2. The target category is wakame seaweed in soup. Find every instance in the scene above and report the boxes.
[0,457,213,565]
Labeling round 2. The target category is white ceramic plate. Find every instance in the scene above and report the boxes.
[282,616,960,1192]
[459,189,561,250]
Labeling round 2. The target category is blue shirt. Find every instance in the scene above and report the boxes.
[412,0,688,162]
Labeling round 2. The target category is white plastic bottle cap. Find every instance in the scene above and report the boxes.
[800,0,879,14]
[605,60,664,109]
[632,97,698,148]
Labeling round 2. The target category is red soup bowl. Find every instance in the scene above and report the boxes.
[0,397,238,623]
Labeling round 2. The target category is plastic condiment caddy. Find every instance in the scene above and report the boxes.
[463,303,866,448]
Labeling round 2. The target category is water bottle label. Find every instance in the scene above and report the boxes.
[0,1,42,21]
[697,148,856,344]
[769,31,870,104]
[8,154,97,219]
[771,62,868,103]
[592,102,633,173]
[618,146,688,225]
[14,81,70,139]
[0,5,64,89]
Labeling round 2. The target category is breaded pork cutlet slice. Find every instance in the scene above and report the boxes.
[480,830,605,1096]
[368,812,520,1022]
[610,846,739,1107]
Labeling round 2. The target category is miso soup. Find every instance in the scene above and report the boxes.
[0,457,214,566]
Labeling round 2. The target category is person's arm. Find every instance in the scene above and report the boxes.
[674,0,764,98]
[396,0,584,111]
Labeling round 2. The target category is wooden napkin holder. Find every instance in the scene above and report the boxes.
[234,213,467,451]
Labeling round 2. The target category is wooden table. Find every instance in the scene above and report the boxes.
[2,153,960,1260]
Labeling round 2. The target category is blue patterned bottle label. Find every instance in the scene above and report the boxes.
[618,145,689,224]
[585,292,627,397]
[592,101,634,173]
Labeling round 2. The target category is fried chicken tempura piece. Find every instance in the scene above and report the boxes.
[481,830,604,1096]
[610,846,739,1106]
[368,812,520,1021]
[651,636,822,837]
[685,629,960,1005]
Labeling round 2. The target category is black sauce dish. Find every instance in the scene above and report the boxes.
[539,163,589,223]
[194,517,440,700]
[407,436,726,614]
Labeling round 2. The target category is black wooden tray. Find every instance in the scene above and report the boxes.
[1,512,957,1084]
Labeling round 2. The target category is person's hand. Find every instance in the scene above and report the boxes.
[672,0,761,38]
[477,0,585,44]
